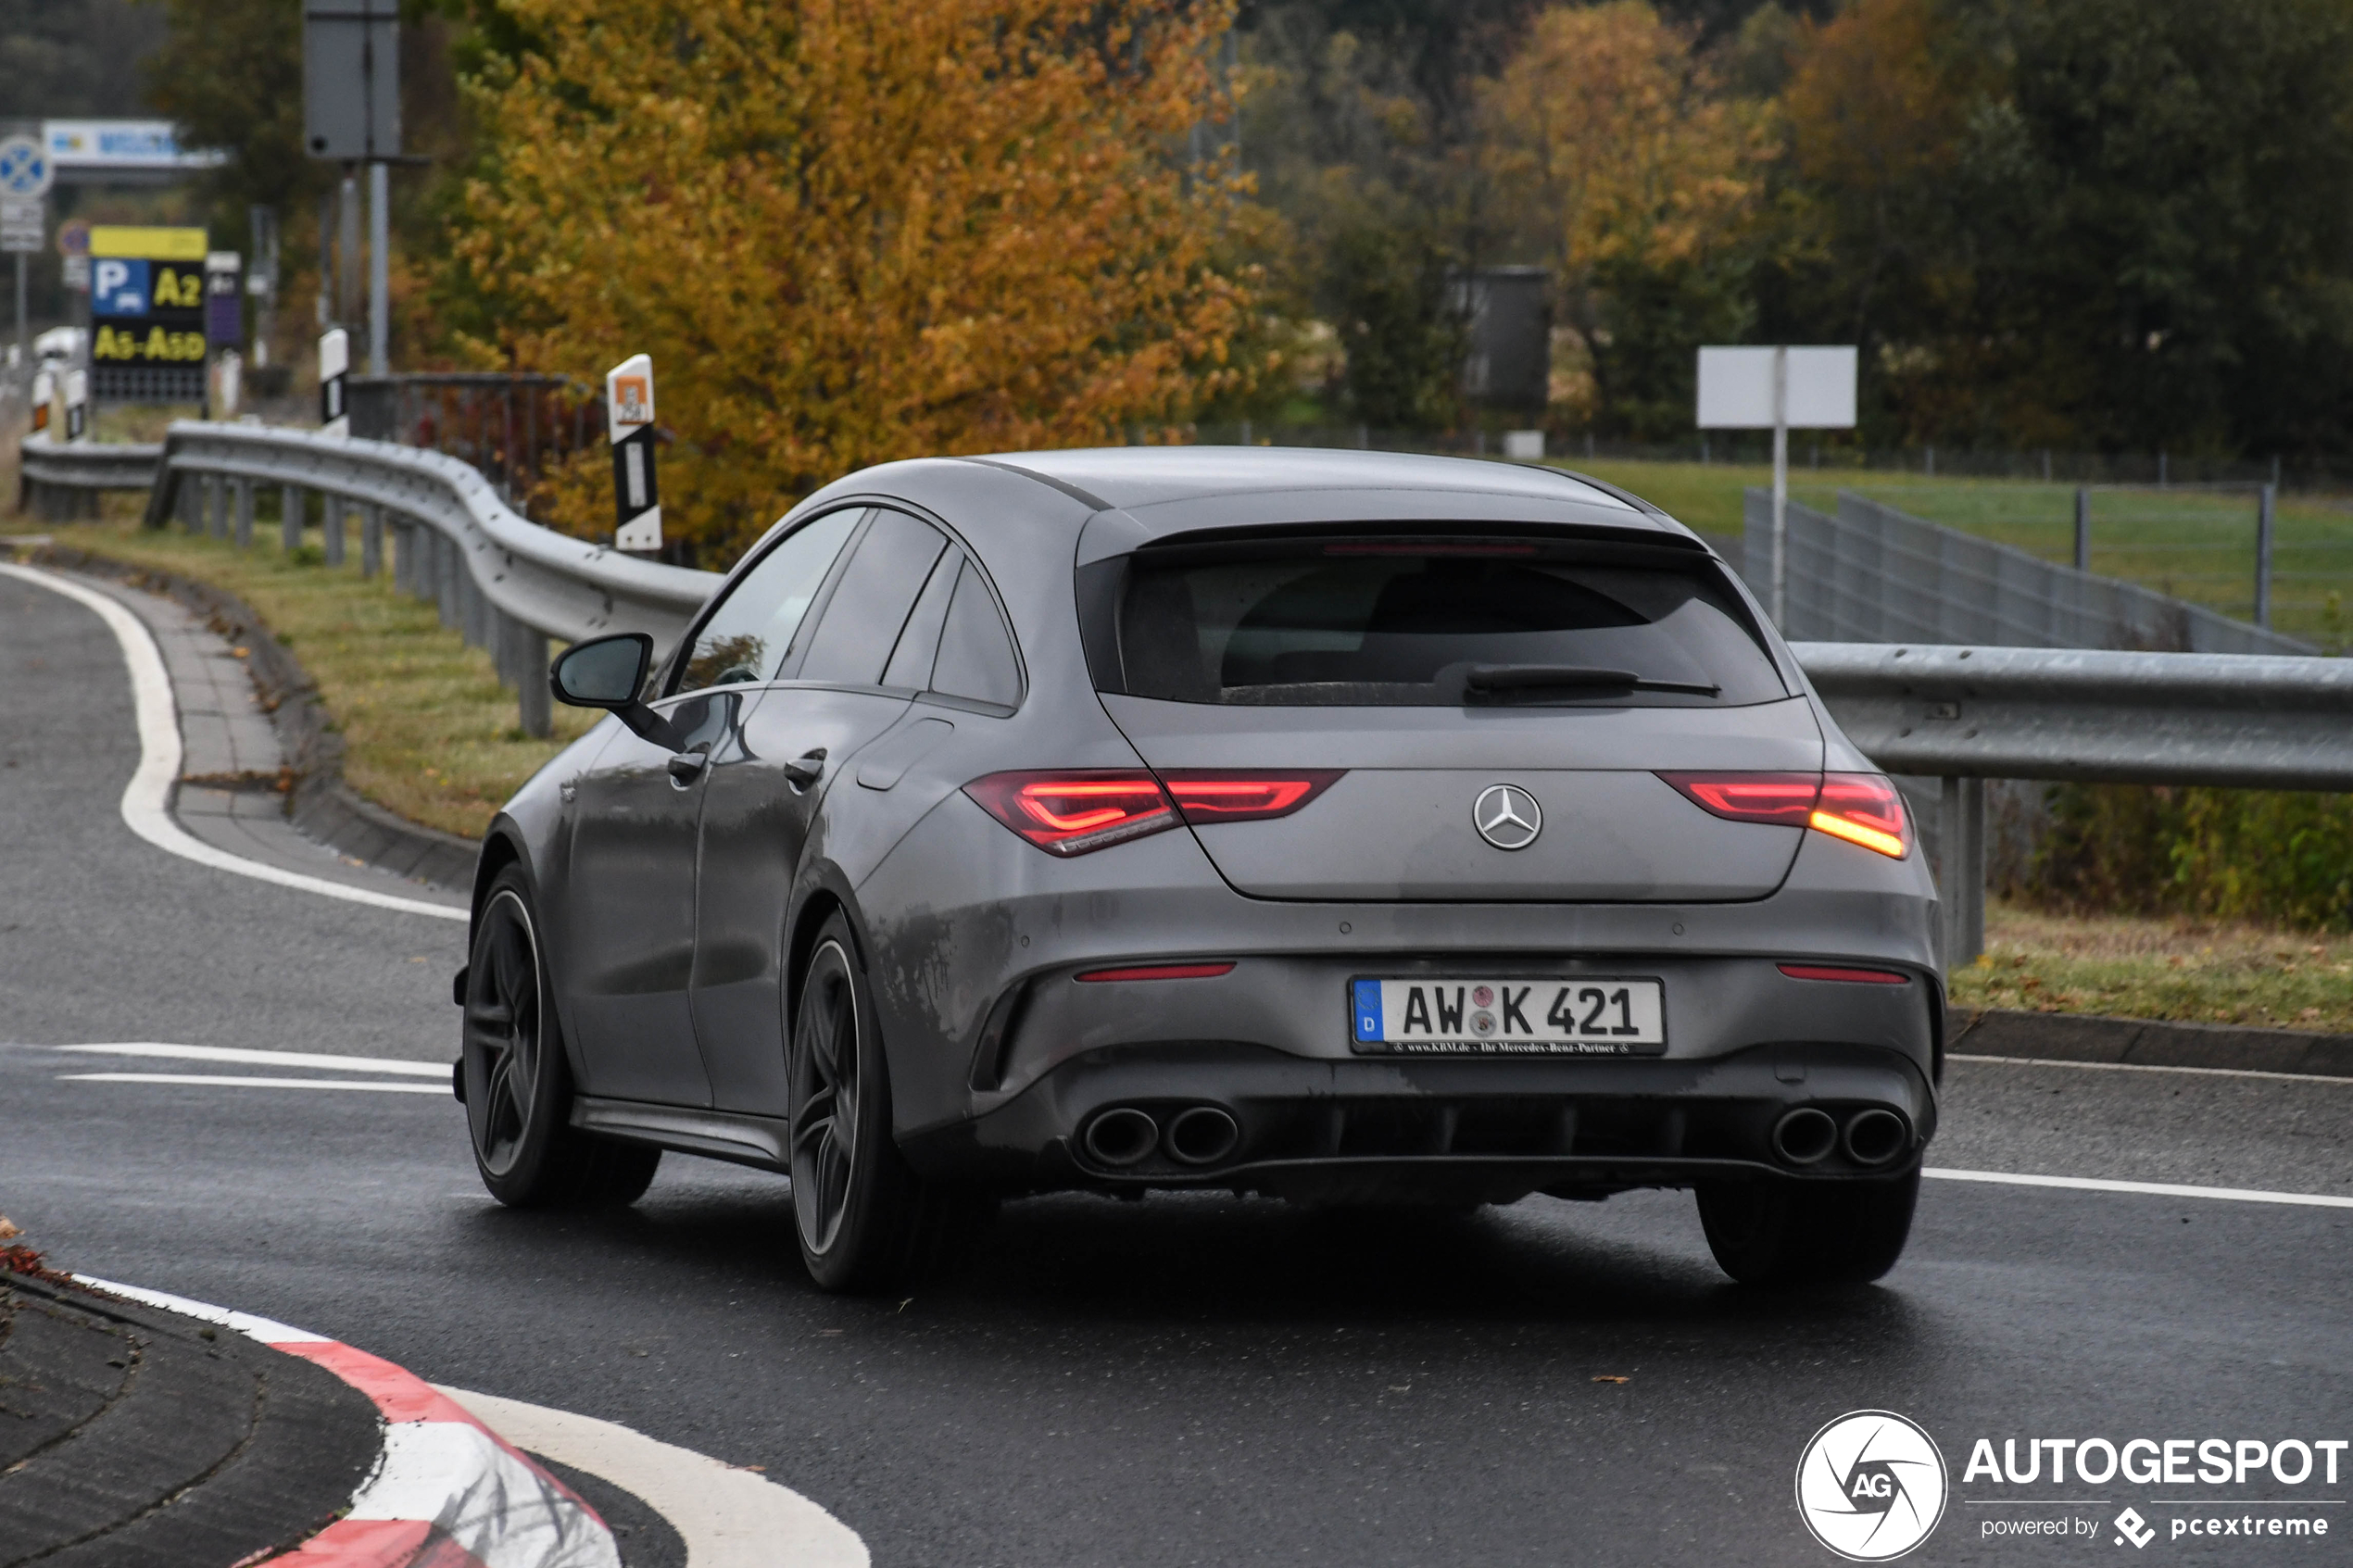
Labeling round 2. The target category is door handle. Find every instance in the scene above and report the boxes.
[667,750,710,787]
[784,748,827,789]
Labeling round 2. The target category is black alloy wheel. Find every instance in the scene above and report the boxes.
[786,912,989,1291]
[461,865,661,1208]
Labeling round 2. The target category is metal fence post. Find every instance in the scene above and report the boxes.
[515,624,551,738]
[2072,488,2090,572]
[281,484,302,552]
[2255,483,2276,629]
[360,503,384,579]
[233,478,254,549]
[1939,776,1986,969]
[323,495,346,567]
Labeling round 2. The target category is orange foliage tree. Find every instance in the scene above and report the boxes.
[1477,1,1774,433]
[450,0,1262,561]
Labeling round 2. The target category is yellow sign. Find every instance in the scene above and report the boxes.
[89,225,208,260]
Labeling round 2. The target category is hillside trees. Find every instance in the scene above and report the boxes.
[449,0,1264,558]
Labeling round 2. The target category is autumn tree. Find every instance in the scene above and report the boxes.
[1478,1,1774,436]
[450,0,1262,561]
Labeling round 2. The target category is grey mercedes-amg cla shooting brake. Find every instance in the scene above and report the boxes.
[456,447,1943,1291]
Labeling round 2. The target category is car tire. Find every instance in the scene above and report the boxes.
[1694,1170,1919,1287]
[461,865,661,1209]
[787,913,987,1292]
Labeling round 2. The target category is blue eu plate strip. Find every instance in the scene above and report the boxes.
[1353,979,1384,1042]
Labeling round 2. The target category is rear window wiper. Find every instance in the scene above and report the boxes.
[1463,663,1721,699]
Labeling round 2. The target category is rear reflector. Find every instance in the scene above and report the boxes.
[1075,962,1238,983]
[1161,770,1345,823]
[1656,770,1911,859]
[1778,963,1912,985]
[963,771,1176,856]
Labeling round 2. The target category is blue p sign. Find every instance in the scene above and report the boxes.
[94,258,148,315]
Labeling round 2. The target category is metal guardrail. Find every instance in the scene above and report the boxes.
[1796,641,2353,966]
[18,436,165,520]
[139,421,722,736]
[19,422,2349,970]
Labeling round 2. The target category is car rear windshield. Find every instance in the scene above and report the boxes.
[1112,535,1788,707]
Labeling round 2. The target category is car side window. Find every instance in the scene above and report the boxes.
[880,547,963,691]
[673,508,863,695]
[927,559,1024,709]
[794,508,950,687]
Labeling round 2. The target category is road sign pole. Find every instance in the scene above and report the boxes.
[14,253,22,359]
[367,161,388,376]
[1770,345,1789,628]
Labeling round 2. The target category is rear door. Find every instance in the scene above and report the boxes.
[1095,531,1821,902]
[690,507,949,1113]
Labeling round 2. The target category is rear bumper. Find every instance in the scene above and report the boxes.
[899,1039,1935,1202]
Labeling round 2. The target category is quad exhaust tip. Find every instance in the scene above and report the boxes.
[1843,1107,1909,1167]
[1770,1106,1839,1166]
[1083,1107,1160,1167]
[1165,1106,1240,1166]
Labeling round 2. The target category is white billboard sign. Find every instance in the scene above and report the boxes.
[1695,345,1856,430]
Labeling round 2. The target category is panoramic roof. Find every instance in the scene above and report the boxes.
[972,445,1645,514]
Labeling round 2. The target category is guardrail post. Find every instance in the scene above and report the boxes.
[459,557,485,648]
[280,484,303,552]
[2255,483,2276,628]
[233,479,255,549]
[360,503,383,579]
[1938,776,1986,969]
[435,532,460,628]
[515,623,551,738]
[178,470,200,533]
[323,495,346,567]
[2072,488,2089,572]
[391,517,415,596]
[206,475,227,540]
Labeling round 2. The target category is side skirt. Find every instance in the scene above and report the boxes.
[570,1097,790,1173]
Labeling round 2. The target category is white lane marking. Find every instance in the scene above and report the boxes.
[0,561,468,922]
[1925,1167,2353,1210]
[1951,1052,2353,1085]
[51,1041,451,1076]
[60,1072,447,1094]
[440,1386,870,1568]
[77,1276,325,1343]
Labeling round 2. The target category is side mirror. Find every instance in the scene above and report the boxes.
[548,633,678,748]
[550,633,651,708]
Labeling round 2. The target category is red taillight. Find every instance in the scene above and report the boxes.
[1811,773,1910,859]
[1161,770,1345,822]
[1656,770,1910,859]
[967,769,1344,855]
[963,771,1176,856]
[1656,771,1820,825]
[1076,962,1237,983]
[1778,963,1911,985]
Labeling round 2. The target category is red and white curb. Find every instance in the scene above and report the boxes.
[79,1277,619,1568]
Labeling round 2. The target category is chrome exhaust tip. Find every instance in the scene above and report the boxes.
[1771,1106,1839,1166]
[1083,1107,1160,1167]
[1164,1106,1240,1167]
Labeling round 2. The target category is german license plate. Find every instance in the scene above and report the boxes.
[1350,977,1667,1056]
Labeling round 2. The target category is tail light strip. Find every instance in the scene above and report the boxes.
[1656,771,1913,859]
[964,770,1344,857]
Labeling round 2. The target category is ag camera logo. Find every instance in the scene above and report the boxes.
[1795,1410,1949,1561]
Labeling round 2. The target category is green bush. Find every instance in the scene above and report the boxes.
[2025,784,2353,933]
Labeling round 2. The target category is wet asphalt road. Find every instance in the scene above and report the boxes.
[5,572,2350,1567]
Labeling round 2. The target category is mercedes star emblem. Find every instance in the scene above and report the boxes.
[1473,784,1541,850]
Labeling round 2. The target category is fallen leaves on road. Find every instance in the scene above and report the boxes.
[1592,1375,1631,1385]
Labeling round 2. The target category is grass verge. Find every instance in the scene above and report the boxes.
[1949,901,2353,1033]
[15,497,594,838]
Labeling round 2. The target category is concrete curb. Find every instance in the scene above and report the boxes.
[81,1279,620,1568]
[10,542,478,893]
[1947,1006,2353,1077]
